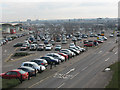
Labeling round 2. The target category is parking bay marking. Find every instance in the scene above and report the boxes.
[57,83,65,88]
[105,58,109,62]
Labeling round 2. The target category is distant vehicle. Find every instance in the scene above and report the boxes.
[97,39,104,43]
[37,44,45,51]
[62,40,67,44]
[46,53,65,62]
[13,43,23,47]
[84,43,94,47]
[72,37,77,41]
[7,37,12,41]
[76,46,86,52]
[40,56,60,64]
[0,69,28,80]
[55,45,62,51]
[30,44,37,51]
[102,36,107,41]
[77,37,82,41]
[109,34,114,37]
[18,66,36,77]
[44,39,49,44]
[21,62,46,73]
[56,37,61,42]
[50,40,55,45]
[45,44,53,51]
[69,43,76,48]
[30,59,48,67]
[20,45,28,51]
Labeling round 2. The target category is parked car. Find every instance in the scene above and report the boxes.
[55,45,62,51]
[46,53,65,62]
[44,39,49,44]
[45,44,53,51]
[0,69,28,80]
[30,59,48,67]
[58,53,68,60]
[69,48,80,55]
[72,37,77,41]
[102,36,107,41]
[109,34,114,37]
[62,40,67,44]
[18,66,36,77]
[50,40,55,45]
[7,37,12,41]
[77,37,82,41]
[97,39,104,43]
[20,45,28,51]
[60,49,75,57]
[40,56,60,64]
[21,62,46,73]
[30,44,37,51]
[37,44,45,51]
[13,43,23,47]
[84,43,94,47]
[69,43,76,48]
[76,46,86,52]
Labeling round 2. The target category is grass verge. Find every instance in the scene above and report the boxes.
[0,78,20,89]
[106,61,120,88]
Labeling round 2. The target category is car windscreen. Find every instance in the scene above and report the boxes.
[19,70,26,74]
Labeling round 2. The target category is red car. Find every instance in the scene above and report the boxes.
[97,39,104,43]
[0,69,28,80]
[84,43,94,47]
[58,53,68,60]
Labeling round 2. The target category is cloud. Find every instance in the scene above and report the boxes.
[1,1,118,22]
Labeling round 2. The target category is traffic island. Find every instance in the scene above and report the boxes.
[6,51,35,62]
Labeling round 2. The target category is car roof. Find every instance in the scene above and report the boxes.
[22,62,36,64]
[9,69,21,72]
[19,66,34,70]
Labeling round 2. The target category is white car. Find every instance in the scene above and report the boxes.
[109,34,114,37]
[30,44,37,50]
[55,45,62,51]
[69,43,76,48]
[21,62,46,73]
[76,46,86,52]
[45,44,53,51]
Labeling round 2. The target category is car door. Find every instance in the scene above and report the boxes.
[4,71,13,79]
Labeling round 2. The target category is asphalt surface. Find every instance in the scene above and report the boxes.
[2,30,118,88]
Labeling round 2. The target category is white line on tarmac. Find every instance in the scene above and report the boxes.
[57,83,65,88]
[115,52,118,54]
[105,58,109,62]
[70,72,79,79]
[81,66,88,71]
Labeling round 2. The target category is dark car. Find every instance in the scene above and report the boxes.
[40,56,59,65]
[13,43,23,47]
[7,37,12,41]
[44,39,49,44]
[18,66,36,77]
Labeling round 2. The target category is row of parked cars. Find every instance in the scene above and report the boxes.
[0,32,29,46]
[0,43,86,82]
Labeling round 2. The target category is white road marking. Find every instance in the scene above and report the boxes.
[57,83,65,88]
[66,68,75,75]
[115,52,118,54]
[105,58,109,62]
[98,51,102,54]
[70,72,79,79]
[81,66,88,71]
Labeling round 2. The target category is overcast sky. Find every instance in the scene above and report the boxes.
[0,0,119,22]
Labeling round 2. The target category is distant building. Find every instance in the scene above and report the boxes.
[1,23,23,34]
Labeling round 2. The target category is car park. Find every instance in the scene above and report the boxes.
[0,69,28,80]
[55,45,62,51]
[46,53,65,62]
[40,56,60,65]
[21,62,46,73]
[18,66,36,77]
[30,59,48,67]
[60,49,75,57]
[37,44,45,51]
